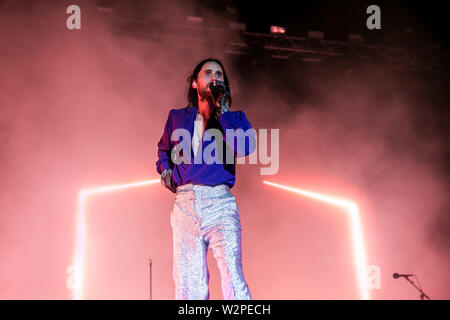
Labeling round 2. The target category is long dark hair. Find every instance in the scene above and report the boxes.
[187,58,232,108]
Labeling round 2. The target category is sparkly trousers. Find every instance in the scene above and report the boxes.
[170,183,252,300]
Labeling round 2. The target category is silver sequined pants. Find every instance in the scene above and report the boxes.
[170,183,252,300]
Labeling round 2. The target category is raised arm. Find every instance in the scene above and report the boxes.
[216,110,257,158]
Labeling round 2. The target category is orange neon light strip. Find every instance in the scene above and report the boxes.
[263,180,370,300]
[72,179,160,300]
[72,179,369,299]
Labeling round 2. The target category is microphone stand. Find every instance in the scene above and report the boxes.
[148,258,153,300]
[401,275,431,300]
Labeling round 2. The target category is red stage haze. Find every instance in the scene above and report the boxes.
[0,0,448,299]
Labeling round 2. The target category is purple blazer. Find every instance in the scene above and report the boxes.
[156,105,256,189]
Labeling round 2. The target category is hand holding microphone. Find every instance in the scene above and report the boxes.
[207,80,230,117]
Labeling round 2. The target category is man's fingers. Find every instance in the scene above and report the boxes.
[161,171,176,193]
[162,175,170,188]
[165,173,173,189]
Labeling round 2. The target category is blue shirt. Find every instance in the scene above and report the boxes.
[156,105,256,189]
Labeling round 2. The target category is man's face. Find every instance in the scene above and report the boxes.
[193,61,225,102]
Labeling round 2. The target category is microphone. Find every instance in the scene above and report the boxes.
[393,273,414,279]
[207,80,229,102]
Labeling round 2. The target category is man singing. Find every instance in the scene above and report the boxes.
[156,58,255,300]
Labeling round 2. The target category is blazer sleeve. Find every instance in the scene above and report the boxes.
[156,110,174,174]
[216,110,257,158]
